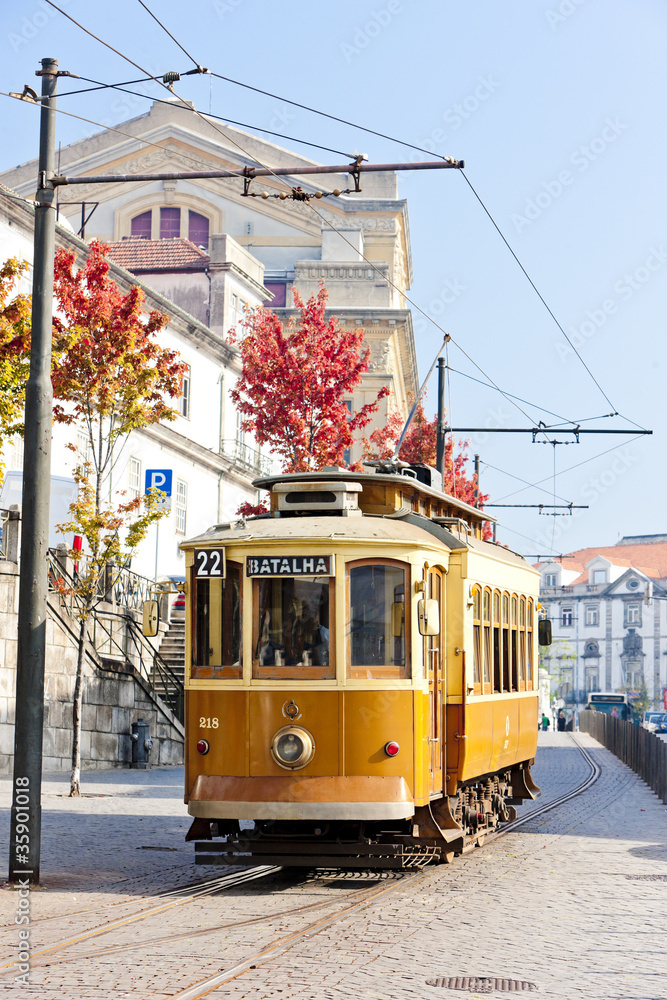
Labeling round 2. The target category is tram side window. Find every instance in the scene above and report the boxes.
[526,599,534,686]
[493,590,501,692]
[347,561,409,679]
[483,588,492,692]
[252,576,334,680]
[192,562,242,679]
[510,595,518,691]
[519,596,527,689]
[502,593,510,691]
[472,586,482,692]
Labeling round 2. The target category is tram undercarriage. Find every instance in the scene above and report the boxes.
[189,764,540,870]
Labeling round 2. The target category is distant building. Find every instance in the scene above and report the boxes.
[537,535,667,709]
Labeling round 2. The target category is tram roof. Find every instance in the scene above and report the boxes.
[182,511,469,549]
[252,468,495,525]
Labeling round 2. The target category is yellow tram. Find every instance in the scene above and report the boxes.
[176,464,543,868]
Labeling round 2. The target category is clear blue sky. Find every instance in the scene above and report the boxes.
[2,0,665,558]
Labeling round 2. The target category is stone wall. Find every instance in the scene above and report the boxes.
[0,534,184,774]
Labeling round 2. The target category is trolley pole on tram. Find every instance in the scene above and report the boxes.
[436,357,446,480]
[9,58,59,885]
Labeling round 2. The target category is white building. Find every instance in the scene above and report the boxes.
[0,184,269,581]
[537,535,667,710]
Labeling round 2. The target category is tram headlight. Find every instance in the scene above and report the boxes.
[270,726,315,770]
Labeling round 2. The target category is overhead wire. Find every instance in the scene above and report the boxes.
[135,0,204,71]
[444,365,571,423]
[0,90,241,181]
[457,170,624,415]
[482,461,573,504]
[491,434,646,504]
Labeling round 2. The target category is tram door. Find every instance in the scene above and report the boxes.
[426,567,444,795]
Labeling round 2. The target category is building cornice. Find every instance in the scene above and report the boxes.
[136,423,255,491]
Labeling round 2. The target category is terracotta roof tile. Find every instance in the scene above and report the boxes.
[541,541,667,580]
[105,237,209,272]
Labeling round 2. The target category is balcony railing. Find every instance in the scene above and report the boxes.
[220,439,273,476]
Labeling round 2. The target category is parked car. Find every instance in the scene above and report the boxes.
[655,714,667,734]
[642,711,666,733]
[170,589,186,622]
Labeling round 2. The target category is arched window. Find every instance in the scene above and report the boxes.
[347,560,409,679]
[160,207,180,239]
[130,211,151,239]
[188,211,209,248]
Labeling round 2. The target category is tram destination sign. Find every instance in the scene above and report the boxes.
[246,555,335,577]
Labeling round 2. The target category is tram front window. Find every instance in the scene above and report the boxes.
[192,562,242,678]
[253,577,334,679]
[347,562,409,679]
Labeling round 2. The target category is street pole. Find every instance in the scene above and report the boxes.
[435,357,446,480]
[474,454,480,507]
[9,58,59,885]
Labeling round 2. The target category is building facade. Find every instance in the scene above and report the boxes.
[537,535,667,710]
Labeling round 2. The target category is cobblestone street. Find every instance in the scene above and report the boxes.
[0,732,665,999]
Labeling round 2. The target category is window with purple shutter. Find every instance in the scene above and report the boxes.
[130,211,152,239]
[188,211,209,249]
[263,282,287,307]
[160,207,181,240]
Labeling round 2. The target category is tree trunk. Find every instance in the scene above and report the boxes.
[69,616,88,797]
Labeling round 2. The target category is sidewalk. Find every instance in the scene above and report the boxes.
[0,766,204,898]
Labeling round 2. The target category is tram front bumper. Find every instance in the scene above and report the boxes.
[188,774,415,821]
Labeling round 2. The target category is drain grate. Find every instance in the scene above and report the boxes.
[426,977,538,993]
[626,874,667,881]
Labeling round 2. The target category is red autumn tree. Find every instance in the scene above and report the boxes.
[230,285,388,481]
[50,240,187,796]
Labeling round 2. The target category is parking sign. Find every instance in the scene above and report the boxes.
[145,469,172,510]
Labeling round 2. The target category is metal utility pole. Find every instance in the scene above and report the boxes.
[9,58,59,885]
[474,454,480,507]
[436,357,446,479]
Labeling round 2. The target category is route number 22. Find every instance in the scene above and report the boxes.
[194,548,225,577]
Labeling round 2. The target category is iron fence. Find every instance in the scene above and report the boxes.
[46,548,183,721]
[579,710,667,803]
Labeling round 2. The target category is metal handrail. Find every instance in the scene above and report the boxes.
[98,610,184,722]
[46,549,184,721]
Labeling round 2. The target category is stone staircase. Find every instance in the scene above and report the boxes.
[158,621,186,686]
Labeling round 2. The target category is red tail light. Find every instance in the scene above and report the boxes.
[384,741,400,757]
[196,739,209,755]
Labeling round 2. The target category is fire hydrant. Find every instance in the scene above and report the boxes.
[130,718,153,769]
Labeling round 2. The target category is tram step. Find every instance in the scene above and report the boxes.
[194,852,410,870]
[195,839,409,857]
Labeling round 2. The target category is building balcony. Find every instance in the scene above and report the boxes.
[220,439,273,477]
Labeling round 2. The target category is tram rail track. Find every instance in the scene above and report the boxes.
[0,735,600,995]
